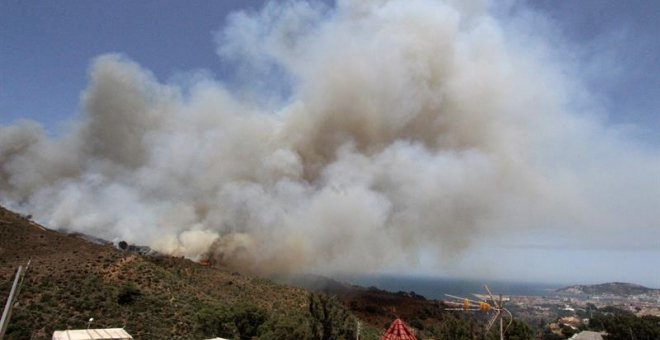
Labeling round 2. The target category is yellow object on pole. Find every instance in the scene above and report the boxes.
[479,302,491,312]
[463,299,470,311]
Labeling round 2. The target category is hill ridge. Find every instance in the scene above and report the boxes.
[556,282,660,296]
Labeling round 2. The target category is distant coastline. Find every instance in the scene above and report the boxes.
[337,274,565,299]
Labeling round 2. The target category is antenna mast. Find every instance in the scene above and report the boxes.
[444,284,513,340]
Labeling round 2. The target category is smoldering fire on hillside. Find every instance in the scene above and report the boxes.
[1,0,659,275]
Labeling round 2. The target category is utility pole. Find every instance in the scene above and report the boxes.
[0,265,24,338]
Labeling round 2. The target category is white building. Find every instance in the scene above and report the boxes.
[52,328,132,340]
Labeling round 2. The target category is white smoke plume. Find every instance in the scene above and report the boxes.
[1,0,659,275]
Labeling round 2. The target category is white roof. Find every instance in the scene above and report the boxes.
[52,328,133,340]
[569,331,606,340]
[571,331,607,340]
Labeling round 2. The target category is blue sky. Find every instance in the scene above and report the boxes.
[1,0,266,129]
[1,1,659,287]
[528,0,660,141]
[2,0,658,137]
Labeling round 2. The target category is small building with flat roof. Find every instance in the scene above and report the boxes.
[52,328,132,340]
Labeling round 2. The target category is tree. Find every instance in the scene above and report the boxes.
[308,293,357,340]
[232,303,268,340]
[593,314,660,340]
[194,306,235,339]
[258,311,314,340]
[503,319,534,340]
[428,314,472,340]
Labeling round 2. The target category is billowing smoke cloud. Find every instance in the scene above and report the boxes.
[2,0,659,275]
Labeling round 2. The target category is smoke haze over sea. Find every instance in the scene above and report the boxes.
[1,0,659,283]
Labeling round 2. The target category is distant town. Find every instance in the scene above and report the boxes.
[505,282,660,338]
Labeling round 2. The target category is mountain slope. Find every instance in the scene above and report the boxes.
[0,206,347,339]
[1,206,509,339]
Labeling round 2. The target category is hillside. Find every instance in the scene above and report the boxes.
[2,206,509,340]
[0,206,370,339]
[556,282,660,297]
[2,205,539,339]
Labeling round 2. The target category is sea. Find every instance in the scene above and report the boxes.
[337,274,563,299]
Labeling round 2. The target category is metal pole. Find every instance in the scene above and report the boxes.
[500,315,503,340]
[0,266,24,339]
[499,294,504,340]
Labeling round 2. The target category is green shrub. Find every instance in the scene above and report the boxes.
[258,311,314,340]
[232,303,268,340]
[193,305,239,339]
[117,283,141,305]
